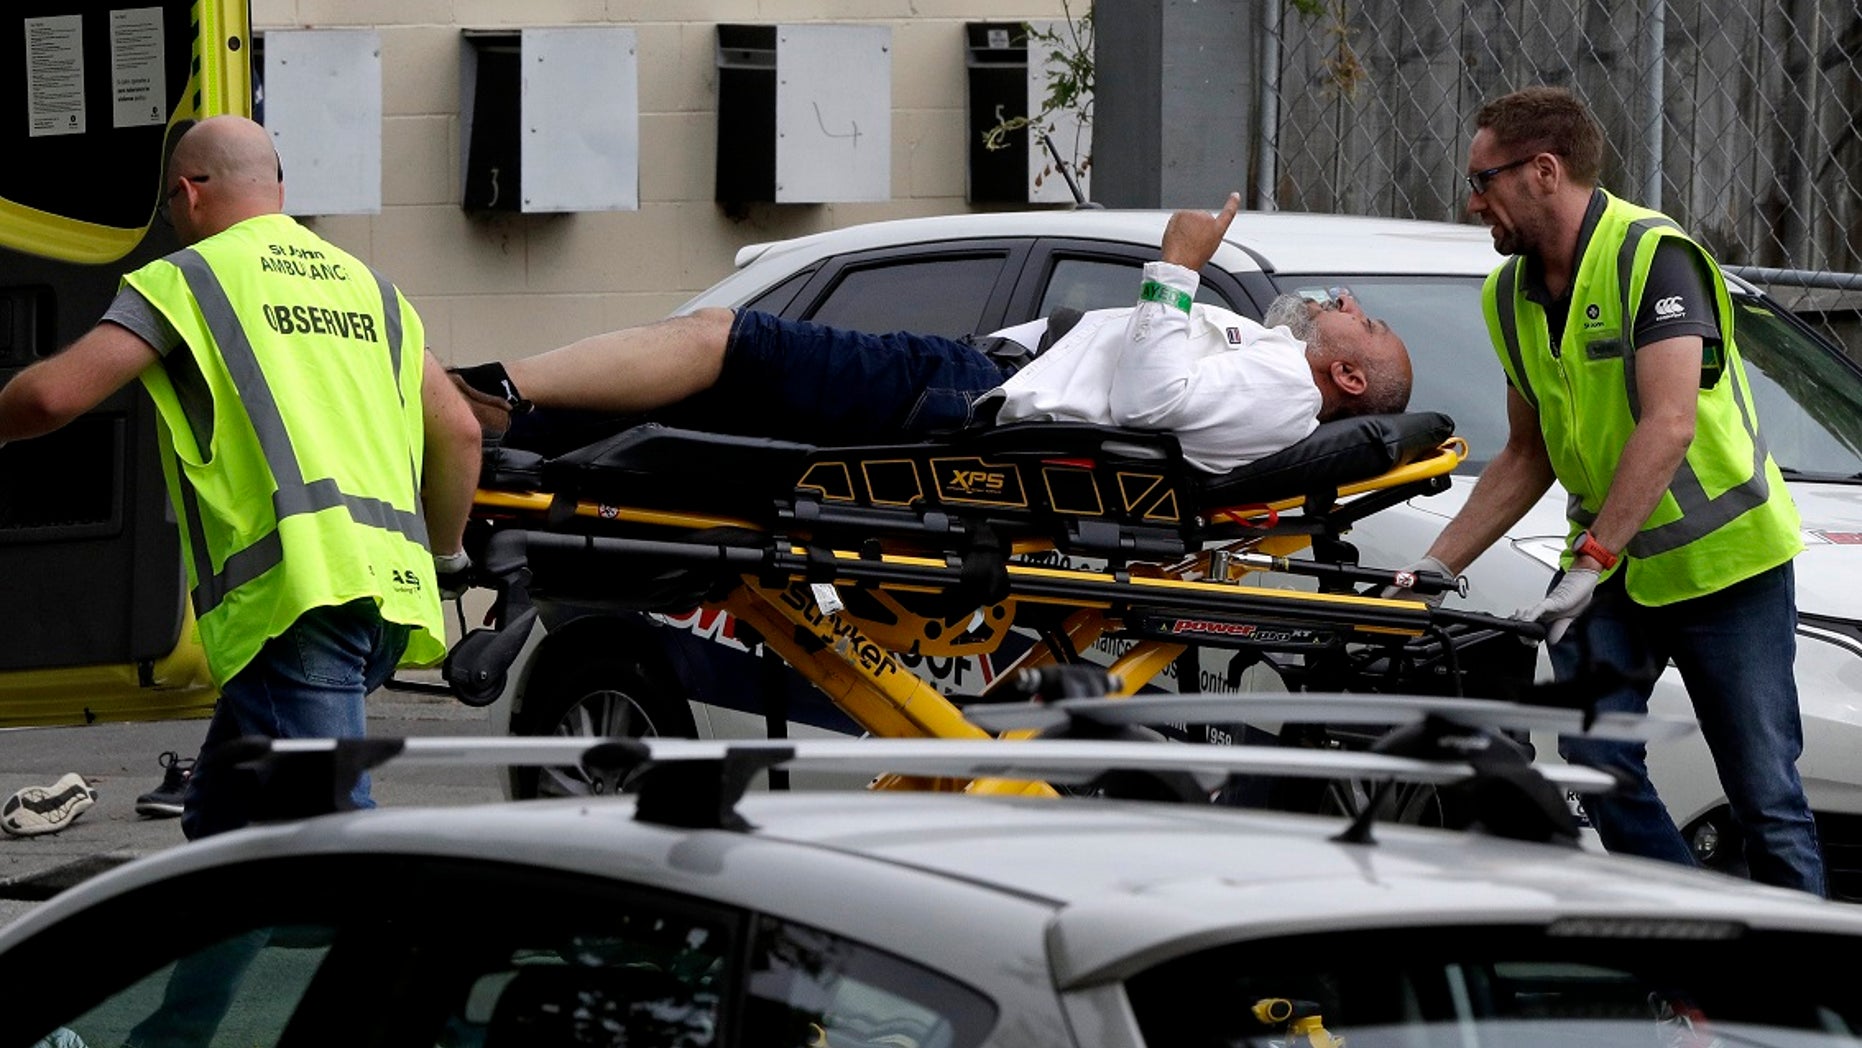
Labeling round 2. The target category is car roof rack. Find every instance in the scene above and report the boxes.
[203,687,1646,848]
[959,691,1695,743]
[956,689,1691,847]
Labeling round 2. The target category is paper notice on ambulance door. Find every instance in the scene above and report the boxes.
[111,8,166,128]
[25,15,86,137]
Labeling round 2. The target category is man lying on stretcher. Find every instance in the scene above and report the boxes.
[451,193,1414,474]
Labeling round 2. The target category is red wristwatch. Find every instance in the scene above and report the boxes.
[1573,530,1618,570]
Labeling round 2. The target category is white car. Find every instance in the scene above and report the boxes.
[465,207,1862,898]
[6,712,1862,1048]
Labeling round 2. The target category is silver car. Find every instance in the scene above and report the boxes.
[6,701,1862,1048]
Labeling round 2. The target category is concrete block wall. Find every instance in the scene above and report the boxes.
[250,1,1071,369]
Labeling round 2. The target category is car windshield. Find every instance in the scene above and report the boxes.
[1736,298,1862,480]
[1281,276,1862,478]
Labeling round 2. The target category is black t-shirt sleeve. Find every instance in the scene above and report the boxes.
[1633,240,1720,347]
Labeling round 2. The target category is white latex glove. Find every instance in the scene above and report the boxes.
[1513,568,1600,645]
[1379,556,1454,607]
[434,550,472,601]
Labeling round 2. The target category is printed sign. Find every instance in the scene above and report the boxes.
[111,7,167,129]
[26,15,86,137]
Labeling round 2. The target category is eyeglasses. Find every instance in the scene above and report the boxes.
[1463,155,1535,196]
[1298,286,1355,310]
[157,174,209,225]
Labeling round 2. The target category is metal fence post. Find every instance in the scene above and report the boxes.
[1254,0,1283,212]
[1642,0,1666,209]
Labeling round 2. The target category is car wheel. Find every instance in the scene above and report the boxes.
[1318,777,1461,828]
[1222,720,1466,828]
[509,655,698,800]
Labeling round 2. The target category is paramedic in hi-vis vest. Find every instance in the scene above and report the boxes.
[1391,87,1824,896]
[0,116,482,841]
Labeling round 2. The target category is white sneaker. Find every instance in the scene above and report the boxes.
[1,773,98,837]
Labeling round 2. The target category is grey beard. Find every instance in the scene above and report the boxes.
[1264,293,1321,345]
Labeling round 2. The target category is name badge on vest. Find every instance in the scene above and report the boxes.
[1585,338,1626,361]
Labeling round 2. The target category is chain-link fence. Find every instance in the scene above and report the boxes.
[1257,0,1862,353]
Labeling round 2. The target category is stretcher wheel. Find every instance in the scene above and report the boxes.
[509,653,697,800]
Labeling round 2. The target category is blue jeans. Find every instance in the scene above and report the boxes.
[181,598,410,841]
[504,310,1015,452]
[1552,562,1825,896]
[707,310,1010,442]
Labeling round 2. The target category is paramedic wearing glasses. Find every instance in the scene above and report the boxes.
[1390,86,1822,895]
[0,116,483,840]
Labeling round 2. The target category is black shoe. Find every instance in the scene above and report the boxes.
[448,363,531,440]
[135,751,194,819]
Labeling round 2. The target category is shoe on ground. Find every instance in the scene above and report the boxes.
[135,751,194,819]
[1,773,97,837]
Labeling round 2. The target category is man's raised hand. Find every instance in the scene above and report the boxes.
[1160,192,1242,271]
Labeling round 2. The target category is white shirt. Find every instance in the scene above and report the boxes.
[976,261,1322,473]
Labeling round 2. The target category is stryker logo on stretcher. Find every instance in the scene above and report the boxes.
[780,587,901,677]
[654,605,995,690]
[260,302,380,343]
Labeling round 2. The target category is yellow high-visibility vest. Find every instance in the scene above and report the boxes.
[126,213,443,684]
[1482,191,1801,605]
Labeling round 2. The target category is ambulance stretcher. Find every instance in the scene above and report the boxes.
[443,411,1546,794]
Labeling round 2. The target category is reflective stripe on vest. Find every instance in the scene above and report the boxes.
[1612,218,1680,423]
[1492,258,1534,412]
[169,249,430,616]
[1494,221,1774,559]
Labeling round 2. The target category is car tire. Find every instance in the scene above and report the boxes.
[1316,777,1463,828]
[508,652,698,800]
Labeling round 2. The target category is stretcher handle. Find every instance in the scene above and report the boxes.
[1395,567,1467,598]
[1430,606,1547,643]
[1233,551,1467,597]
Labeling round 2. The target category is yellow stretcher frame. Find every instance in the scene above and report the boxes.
[468,440,1470,797]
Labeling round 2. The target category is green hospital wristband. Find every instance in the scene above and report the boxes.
[1139,279,1192,313]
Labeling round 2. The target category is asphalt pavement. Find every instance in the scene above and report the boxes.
[0,675,504,927]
